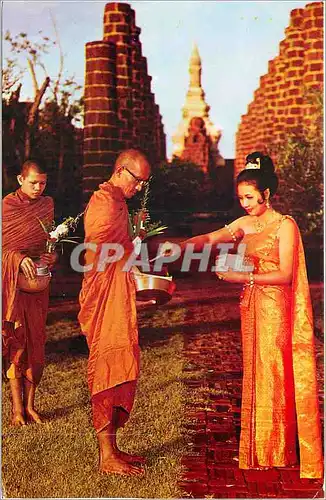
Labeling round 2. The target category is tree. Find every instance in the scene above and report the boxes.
[2,23,84,216]
[274,89,323,240]
[135,159,207,226]
[3,30,52,158]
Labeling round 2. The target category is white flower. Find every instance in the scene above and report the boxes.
[49,223,69,241]
[132,236,142,256]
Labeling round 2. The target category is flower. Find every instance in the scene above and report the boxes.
[128,177,167,242]
[49,223,69,241]
[38,212,84,253]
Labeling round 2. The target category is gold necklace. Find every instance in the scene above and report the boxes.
[254,209,278,233]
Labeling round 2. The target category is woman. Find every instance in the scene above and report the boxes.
[163,151,323,478]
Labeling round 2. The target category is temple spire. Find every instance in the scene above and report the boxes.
[189,43,201,88]
[172,43,223,166]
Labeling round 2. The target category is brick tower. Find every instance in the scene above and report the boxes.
[172,44,224,173]
[235,1,323,174]
[83,2,166,205]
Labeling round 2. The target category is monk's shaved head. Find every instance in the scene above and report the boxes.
[111,148,151,199]
[21,159,47,178]
[114,149,150,175]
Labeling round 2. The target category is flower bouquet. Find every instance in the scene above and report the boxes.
[129,179,175,305]
[38,212,84,253]
[128,177,167,244]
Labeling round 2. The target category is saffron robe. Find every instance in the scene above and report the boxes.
[239,215,323,479]
[78,182,139,413]
[2,189,54,384]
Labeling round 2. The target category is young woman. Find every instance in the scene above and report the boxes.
[163,151,323,478]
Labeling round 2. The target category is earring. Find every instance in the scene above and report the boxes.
[266,199,270,209]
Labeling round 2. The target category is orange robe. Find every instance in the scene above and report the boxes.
[2,189,54,384]
[78,182,138,431]
[239,215,323,478]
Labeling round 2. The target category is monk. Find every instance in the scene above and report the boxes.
[78,149,151,477]
[2,159,56,426]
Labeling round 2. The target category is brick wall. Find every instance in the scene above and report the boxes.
[83,2,166,204]
[235,1,323,175]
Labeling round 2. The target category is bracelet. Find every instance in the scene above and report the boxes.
[225,224,237,243]
[216,273,225,281]
[248,272,254,287]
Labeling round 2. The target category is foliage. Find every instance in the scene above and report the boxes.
[274,88,323,239]
[145,159,207,225]
[2,30,52,100]
[38,212,84,252]
[2,26,84,217]
[128,178,168,241]
[2,58,24,100]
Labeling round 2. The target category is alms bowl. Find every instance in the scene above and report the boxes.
[133,271,176,305]
[18,266,52,293]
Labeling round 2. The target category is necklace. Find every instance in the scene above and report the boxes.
[254,209,279,233]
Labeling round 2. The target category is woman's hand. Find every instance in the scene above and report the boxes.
[40,252,58,268]
[216,270,246,283]
[157,241,178,259]
[20,257,37,280]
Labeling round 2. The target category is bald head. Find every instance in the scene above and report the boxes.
[111,149,151,199]
[114,149,151,177]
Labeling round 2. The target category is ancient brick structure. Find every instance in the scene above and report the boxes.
[181,117,211,174]
[172,44,224,174]
[235,1,323,175]
[83,2,166,203]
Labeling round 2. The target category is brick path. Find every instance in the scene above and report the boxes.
[176,279,324,499]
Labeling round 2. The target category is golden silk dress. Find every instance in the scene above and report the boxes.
[239,215,323,479]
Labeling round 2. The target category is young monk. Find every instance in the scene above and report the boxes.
[2,159,56,425]
[78,149,151,477]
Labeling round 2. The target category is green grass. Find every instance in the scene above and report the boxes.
[2,308,192,498]
[2,284,323,498]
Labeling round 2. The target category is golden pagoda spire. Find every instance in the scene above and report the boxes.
[172,44,222,159]
[189,43,201,87]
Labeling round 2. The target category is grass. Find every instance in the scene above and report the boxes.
[2,307,193,499]
[2,282,323,498]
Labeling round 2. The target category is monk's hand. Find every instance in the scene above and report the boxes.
[40,252,57,268]
[136,299,156,308]
[20,257,37,280]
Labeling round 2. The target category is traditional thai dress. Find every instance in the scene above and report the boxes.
[2,189,54,384]
[239,215,323,478]
[78,182,139,432]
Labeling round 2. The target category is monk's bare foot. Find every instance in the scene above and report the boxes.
[100,454,144,476]
[116,450,146,465]
[11,412,26,426]
[25,408,43,424]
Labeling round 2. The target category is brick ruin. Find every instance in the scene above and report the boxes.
[83,2,166,204]
[235,1,323,175]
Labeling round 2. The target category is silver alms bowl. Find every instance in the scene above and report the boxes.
[18,265,51,293]
[132,270,176,305]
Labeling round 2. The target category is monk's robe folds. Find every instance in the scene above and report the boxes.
[2,189,54,383]
[239,215,323,479]
[78,181,139,421]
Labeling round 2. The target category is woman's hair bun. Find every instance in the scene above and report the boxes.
[237,151,279,197]
[245,151,275,175]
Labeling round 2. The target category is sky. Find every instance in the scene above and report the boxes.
[2,0,309,159]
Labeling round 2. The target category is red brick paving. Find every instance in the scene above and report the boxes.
[177,279,324,499]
